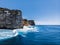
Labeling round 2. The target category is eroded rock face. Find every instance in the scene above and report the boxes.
[0,7,35,29]
[0,7,23,29]
[22,19,35,26]
[28,20,35,26]
[22,19,30,26]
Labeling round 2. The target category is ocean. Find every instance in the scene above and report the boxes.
[0,25,60,45]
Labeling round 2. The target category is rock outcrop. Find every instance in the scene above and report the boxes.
[28,20,35,26]
[0,7,35,29]
[0,7,23,29]
[22,19,35,26]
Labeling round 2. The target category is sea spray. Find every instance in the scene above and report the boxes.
[14,26,39,37]
[0,29,18,40]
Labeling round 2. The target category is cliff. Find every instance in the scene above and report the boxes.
[23,19,35,26]
[28,20,35,26]
[0,7,23,29]
[0,7,35,29]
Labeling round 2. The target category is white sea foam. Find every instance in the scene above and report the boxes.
[0,29,18,40]
[0,26,39,39]
[13,26,39,37]
[14,26,39,33]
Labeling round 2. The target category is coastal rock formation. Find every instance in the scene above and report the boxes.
[23,19,35,26]
[0,7,23,29]
[22,19,30,26]
[28,20,35,26]
[0,7,35,29]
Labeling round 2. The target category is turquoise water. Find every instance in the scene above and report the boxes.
[0,25,60,45]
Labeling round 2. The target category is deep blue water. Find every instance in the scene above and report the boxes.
[0,25,60,45]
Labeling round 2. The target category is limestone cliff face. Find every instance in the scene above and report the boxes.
[0,7,35,29]
[0,7,23,29]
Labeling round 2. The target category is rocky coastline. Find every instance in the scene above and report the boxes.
[0,7,35,29]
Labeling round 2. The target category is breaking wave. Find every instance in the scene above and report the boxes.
[0,29,18,40]
[13,26,39,37]
[0,26,39,40]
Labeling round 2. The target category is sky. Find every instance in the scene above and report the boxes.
[0,0,60,25]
